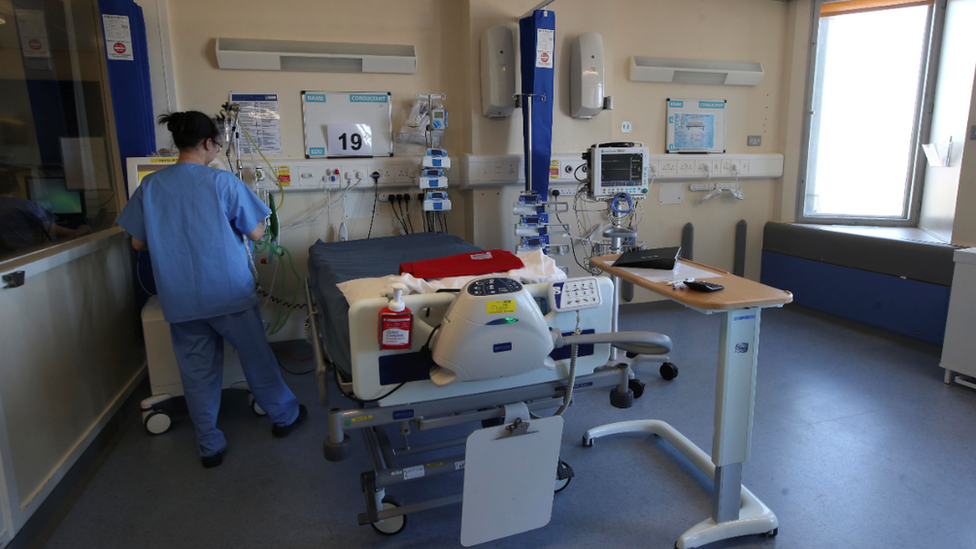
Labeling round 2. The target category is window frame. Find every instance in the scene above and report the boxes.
[795,0,948,226]
[0,0,128,268]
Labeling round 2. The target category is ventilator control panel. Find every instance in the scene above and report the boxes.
[548,278,602,311]
[468,277,524,297]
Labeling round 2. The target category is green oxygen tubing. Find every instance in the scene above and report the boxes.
[254,195,301,335]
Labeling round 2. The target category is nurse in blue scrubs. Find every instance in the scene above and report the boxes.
[118,111,306,468]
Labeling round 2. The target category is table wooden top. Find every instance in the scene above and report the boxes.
[590,255,793,311]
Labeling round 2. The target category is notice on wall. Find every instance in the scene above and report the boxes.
[102,14,134,61]
[16,9,51,59]
[536,28,554,69]
[229,93,283,156]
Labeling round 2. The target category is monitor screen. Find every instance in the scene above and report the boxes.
[28,177,83,215]
[600,153,643,187]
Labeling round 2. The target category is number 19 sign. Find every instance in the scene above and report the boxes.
[327,123,373,156]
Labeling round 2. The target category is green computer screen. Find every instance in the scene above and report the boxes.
[28,177,82,215]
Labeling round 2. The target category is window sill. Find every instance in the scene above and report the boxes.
[0,227,128,282]
[799,224,950,245]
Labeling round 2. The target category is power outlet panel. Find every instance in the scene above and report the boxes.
[461,153,783,188]
[660,160,678,177]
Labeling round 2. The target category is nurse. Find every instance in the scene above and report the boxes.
[118,111,306,468]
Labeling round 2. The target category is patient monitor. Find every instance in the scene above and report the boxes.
[430,277,555,386]
[586,143,650,198]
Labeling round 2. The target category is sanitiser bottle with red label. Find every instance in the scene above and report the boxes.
[379,283,412,350]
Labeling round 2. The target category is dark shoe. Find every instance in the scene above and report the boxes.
[201,449,225,469]
[272,404,307,438]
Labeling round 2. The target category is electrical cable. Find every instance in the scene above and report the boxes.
[334,364,406,403]
[275,350,313,361]
[554,311,582,416]
[135,252,156,296]
[281,177,363,231]
[403,197,415,233]
[269,244,302,335]
[276,358,315,376]
[367,174,379,239]
[393,198,409,234]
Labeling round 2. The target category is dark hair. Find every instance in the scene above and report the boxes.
[158,111,221,150]
[0,168,18,195]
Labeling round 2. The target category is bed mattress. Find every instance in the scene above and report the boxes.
[307,233,482,376]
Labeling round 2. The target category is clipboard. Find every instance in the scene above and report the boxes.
[461,416,564,546]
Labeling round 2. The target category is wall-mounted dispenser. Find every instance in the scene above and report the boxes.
[570,32,606,119]
[480,26,517,118]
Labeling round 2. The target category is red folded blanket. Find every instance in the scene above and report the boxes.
[399,249,524,279]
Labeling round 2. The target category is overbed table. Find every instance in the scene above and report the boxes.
[584,255,793,549]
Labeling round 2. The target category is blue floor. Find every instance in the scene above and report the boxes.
[39,304,976,549]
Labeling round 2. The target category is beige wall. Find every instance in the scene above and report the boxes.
[168,0,470,338]
[167,0,800,311]
[465,0,791,291]
[169,0,467,157]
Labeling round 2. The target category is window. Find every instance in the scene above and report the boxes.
[0,0,122,262]
[799,0,941,224]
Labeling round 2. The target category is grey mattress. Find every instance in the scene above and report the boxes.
[307,233,482,376]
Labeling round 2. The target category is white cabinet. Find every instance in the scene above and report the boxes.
[941,247,976,387]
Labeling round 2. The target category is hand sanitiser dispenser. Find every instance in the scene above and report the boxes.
[379,283,412,350]
[570,32,606,119]
[430,277,554,387]
[480,26,517,118]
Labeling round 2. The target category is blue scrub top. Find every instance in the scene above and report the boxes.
[118,163,270,323]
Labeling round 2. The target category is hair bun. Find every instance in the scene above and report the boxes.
[158,110,220,150]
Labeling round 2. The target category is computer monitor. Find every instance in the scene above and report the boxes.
[27,177,83,215]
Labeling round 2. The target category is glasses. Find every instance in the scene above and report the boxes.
[211,139,223,153]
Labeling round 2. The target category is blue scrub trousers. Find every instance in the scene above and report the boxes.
[169,305,300,457]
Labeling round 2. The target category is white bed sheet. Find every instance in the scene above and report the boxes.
[337,250,567,304]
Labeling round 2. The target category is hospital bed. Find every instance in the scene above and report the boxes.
[304,233,674,538]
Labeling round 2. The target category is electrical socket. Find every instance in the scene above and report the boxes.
[711,160,723,175]
[660,160,678,176]
[716,183,737,190]
[677,160,696,176]
[695,161,710,176]
[647,161,660,177]
[721,159,732,175]
[370,166,394,184]
[739,159,751,174]
[394,164,416,183]
[689,183,715,191]
[621,121,632,133]
[506,161,519,178]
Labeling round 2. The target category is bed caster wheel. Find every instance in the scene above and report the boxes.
[610,388,634,409]
[628,379,646,399]
[249,395,267,416]
[371,496,407,535]
[763,528,779,538]
[660,362,679,381]
[144,409,172,435]
[554,460,574,493]
[323,435,351,462]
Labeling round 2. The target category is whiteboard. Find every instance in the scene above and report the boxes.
[666,98,727,154]
[301,91,393,158]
